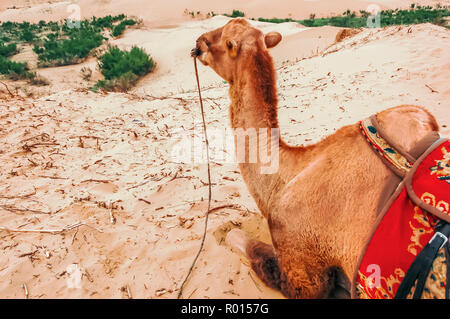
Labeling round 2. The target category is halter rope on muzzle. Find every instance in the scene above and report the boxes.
[177,56,212,299]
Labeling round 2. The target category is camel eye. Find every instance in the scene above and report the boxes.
[226,40,233,50]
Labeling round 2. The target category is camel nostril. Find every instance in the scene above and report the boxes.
[191,48,202,57]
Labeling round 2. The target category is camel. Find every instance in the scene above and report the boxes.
[191,18,440,298]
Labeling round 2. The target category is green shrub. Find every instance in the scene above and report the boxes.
[19,28,36,42]
[6,15,137,67]
[0,15,140,84]
[98,46,154,79]
[91,14,127,29]
[34,28,105,66]
[225,10,245,18]
[112,23,126,37]
[122,19,137,26]
[0,55,28,77]
[0,55,48,84]
[1,21,15,30]
[258,17,294,23]
[0,42,18,57]
[94,46,155,92]
[112,19,136,37]
[256,5,450,28]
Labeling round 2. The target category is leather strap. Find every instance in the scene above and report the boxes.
[394,221,450,299]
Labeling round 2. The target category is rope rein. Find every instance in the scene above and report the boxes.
[177,57,212,299]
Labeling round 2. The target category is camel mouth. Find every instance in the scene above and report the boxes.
[191,47,202,58]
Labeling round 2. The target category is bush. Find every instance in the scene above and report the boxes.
[0,55,47,85]
[0,42,18,57]
[0,55,28,77]
[258,17,294,23]
[0,15,141,82]
[257,5,450,28]
[225,10,245,18]
[20,28,36,42]
[34,28,105,66]
[27,15,136,67]
[112,23,126,37]
[91,14,126,29]
[98,46,154,80]
[112,19,136,37]
[94,46,155,92]
[122,19,137,26]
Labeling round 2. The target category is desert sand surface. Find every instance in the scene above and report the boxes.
[0,1,449,299]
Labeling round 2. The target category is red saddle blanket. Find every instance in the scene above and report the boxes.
[355,123,450,299]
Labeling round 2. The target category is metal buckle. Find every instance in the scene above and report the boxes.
[429,231,449,250]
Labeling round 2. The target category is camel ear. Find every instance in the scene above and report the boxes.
[264,32,282,49]
[226,39,238,58]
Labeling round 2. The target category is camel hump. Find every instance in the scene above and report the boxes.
[375,105,439,154]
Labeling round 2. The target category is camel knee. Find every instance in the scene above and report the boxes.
[226,229,282,291]
[245,239,282,291]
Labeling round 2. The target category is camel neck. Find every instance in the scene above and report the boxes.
[229,48,279,130]
[227,48,299,217]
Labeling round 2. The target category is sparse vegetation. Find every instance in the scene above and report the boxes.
[80,67,93,81]
[184,9,213,19]
[93,46,155,92]
[27,73,50,86]
[112,19,137,37]
[0,15,138,69]
[255,4,450,28]
[0,55,29,78]
[33,28,105,67]
[0,42,18,57]
[224,10,245,18]
[0,15,140,86]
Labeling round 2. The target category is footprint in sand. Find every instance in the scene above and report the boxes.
[213,213,271,248]
[88,181,119,195]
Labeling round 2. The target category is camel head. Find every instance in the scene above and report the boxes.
[191,18,282,82]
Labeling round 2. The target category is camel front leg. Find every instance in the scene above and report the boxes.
[226,228,350,298]
[226,228,282,290]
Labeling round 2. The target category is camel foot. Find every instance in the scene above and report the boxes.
[225,228,251,265]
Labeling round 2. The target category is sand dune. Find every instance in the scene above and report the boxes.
[0,1,449,299]
[2,0,449,24]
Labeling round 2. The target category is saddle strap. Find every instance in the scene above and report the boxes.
[394,221,450,299]
[359,116,414,177]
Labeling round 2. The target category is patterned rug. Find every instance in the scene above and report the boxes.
[354,117,450,299]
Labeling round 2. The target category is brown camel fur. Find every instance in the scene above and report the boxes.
[192,19,439,298]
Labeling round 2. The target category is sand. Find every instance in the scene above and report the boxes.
[0,1,449,299]
[1,0,450,23]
